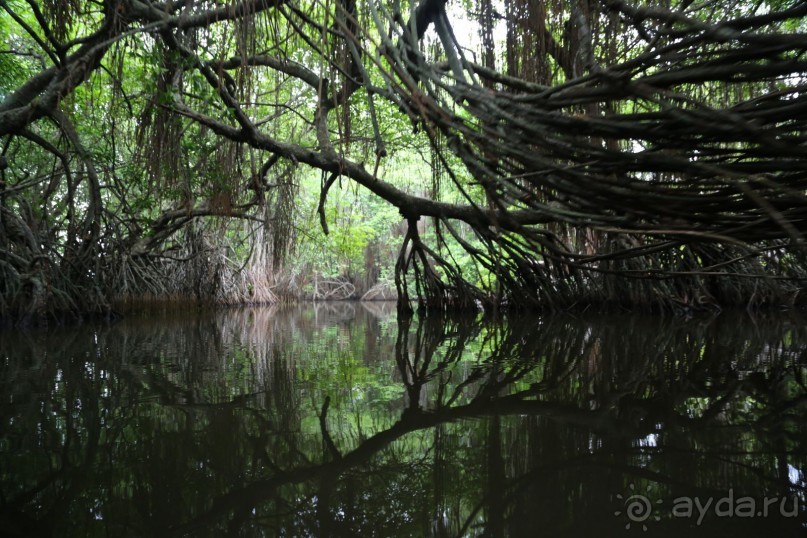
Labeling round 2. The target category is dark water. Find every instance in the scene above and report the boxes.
[1,303,806,537]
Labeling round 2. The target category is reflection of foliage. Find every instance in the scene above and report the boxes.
[0,308,806,536]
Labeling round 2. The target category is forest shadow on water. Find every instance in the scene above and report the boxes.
[1,304,806,537]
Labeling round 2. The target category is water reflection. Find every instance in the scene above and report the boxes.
[1,305,805,537]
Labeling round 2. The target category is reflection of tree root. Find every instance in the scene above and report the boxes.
[360,281,397,301]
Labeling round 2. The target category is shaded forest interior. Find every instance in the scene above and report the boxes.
[1,0,806,325]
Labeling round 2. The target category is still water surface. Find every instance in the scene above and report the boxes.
[1,303,806,537]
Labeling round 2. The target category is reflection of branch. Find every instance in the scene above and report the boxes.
[319,396,342,461]
[165,394,628,536]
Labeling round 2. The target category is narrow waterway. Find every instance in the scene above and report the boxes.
[1,303,805,536]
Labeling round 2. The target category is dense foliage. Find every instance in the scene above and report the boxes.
[1,0,806,324]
